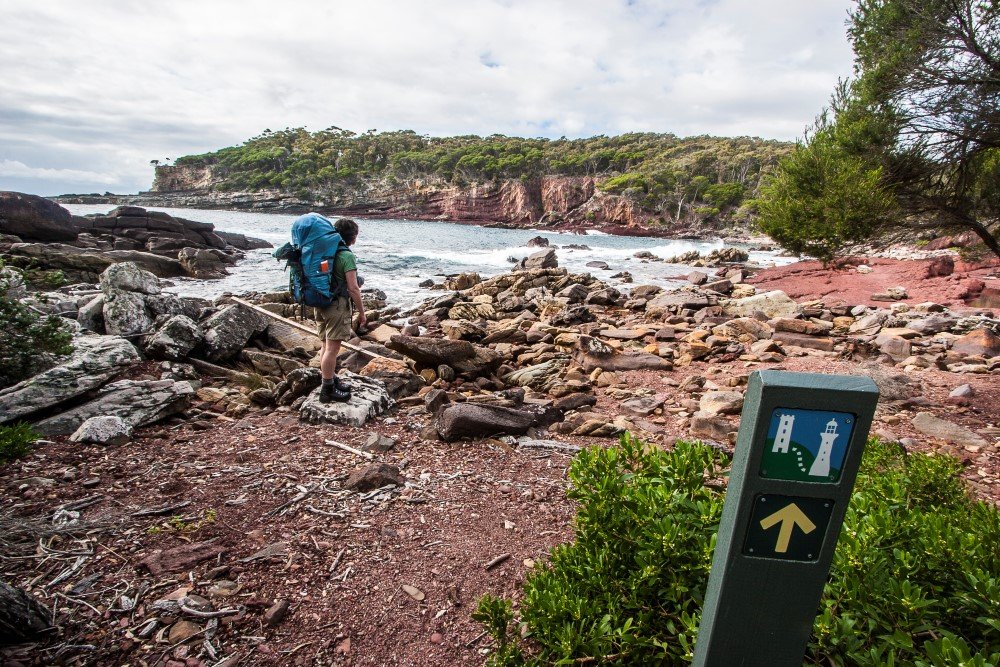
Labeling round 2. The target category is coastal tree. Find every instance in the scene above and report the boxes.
[758,0,1000,258]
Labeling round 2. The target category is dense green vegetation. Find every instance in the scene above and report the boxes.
[0,423,39,465]
[173,129,790,223]
[0,263,73,389]
[757,0,1000,259]
[475,435,1000,665]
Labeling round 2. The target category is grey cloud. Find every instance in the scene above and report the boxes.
[0,0,855,195]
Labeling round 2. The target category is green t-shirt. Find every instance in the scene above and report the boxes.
[333,249,357,287]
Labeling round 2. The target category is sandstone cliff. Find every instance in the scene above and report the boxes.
[58,165,724,238]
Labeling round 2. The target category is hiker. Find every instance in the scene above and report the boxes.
[317,218,366,403]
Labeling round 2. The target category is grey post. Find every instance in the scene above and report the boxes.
[693,370,879,666]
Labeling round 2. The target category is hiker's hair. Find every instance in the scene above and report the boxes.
[335,218,359,245]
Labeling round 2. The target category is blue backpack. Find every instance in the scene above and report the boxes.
[273,213,348,308]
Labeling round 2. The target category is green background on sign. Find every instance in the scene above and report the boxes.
[760,408,856,482]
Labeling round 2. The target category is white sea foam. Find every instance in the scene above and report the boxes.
[62,204,791,307]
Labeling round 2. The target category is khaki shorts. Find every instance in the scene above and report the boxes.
[316,297,352,341]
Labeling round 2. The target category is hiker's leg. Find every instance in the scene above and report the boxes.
[320,339,340,380]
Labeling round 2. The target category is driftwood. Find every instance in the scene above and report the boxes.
[187,358,256,385]
[0,582,52,644]
[230,297,396,363]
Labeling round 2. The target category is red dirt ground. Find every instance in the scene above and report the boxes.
[747,256,1000,310]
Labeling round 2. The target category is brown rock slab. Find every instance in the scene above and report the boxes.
[771,331,836,352]
[263,599,290,627]
[951,328,1000,358]
[167,620,202,643]
[344,463,405,491]
[139,541,225,577]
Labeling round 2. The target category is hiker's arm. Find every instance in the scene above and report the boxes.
[345,270,366,327]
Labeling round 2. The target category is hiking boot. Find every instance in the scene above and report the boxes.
[319,383,350,403]
[333,376,351,393]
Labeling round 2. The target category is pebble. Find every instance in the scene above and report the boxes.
[430,632,444,644]
[263,599,290,627]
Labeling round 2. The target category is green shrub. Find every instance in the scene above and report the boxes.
[478,436,1000,666]
[0,423,39,464]
[0,269,74,388]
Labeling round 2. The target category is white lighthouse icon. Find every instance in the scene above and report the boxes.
[809,419,839,477]
[773,414,795,453]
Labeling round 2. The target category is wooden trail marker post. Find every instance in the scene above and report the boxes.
[693,370,879,666]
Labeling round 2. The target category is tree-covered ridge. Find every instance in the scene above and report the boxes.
[173,128,792,221]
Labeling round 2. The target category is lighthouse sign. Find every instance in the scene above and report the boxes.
[693,371,879,666]
[760,408,856,482]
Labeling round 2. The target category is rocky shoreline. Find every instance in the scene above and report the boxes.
[1,193,271,284]
[53,174,745,241]
[1,197,999,664]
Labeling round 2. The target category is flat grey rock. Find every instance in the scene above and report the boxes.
[298,373,393,427]
[0,335,140,424]
[35,379,195,436]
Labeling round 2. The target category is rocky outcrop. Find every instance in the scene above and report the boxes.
[1,196,270,281]
[0,192,77,242]
[34,379,195,436]
[0,335,140,424]
[6,243,186,281]
[62,172,685,235]
[73,205,227,250]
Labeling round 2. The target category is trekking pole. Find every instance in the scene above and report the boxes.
[230,297,400,364]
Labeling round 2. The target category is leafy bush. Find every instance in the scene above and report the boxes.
[0,267,74,388]
[0,423,39,464]
[478,436,1000,665]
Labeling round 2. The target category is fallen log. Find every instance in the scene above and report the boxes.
[231,297,398,363]
[0,582,53,644]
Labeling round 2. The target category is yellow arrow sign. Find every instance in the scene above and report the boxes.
[759,503,817,553]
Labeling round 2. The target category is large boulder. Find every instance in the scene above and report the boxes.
[199,304,270,361]
[503,358,568,389]
[387,335,501,376]
[951,328,1000,358]
[573,335,671,372]
[103,291,153,336]
[722,290,799,319]
[69,415,132,445]
[358,356,423,399]
[99,262,161,295]
[518,248,558,270]
[911,412,987,448]
[77,294,106,332]
[0,335,140,424]
[435,403,536,441]
[267,320,322,353]
[699,391,745,416]
[214,230,273,250]
[0,192,77,242]
[298,373,393,427]
[144,315,203,360]
[178,247,231,279]
[645,290,712,316]
[34,379,195,436]
[275,367,321,406]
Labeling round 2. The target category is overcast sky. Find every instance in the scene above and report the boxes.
[0,0,855,197]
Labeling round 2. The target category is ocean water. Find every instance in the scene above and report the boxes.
[64,204,790,308]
